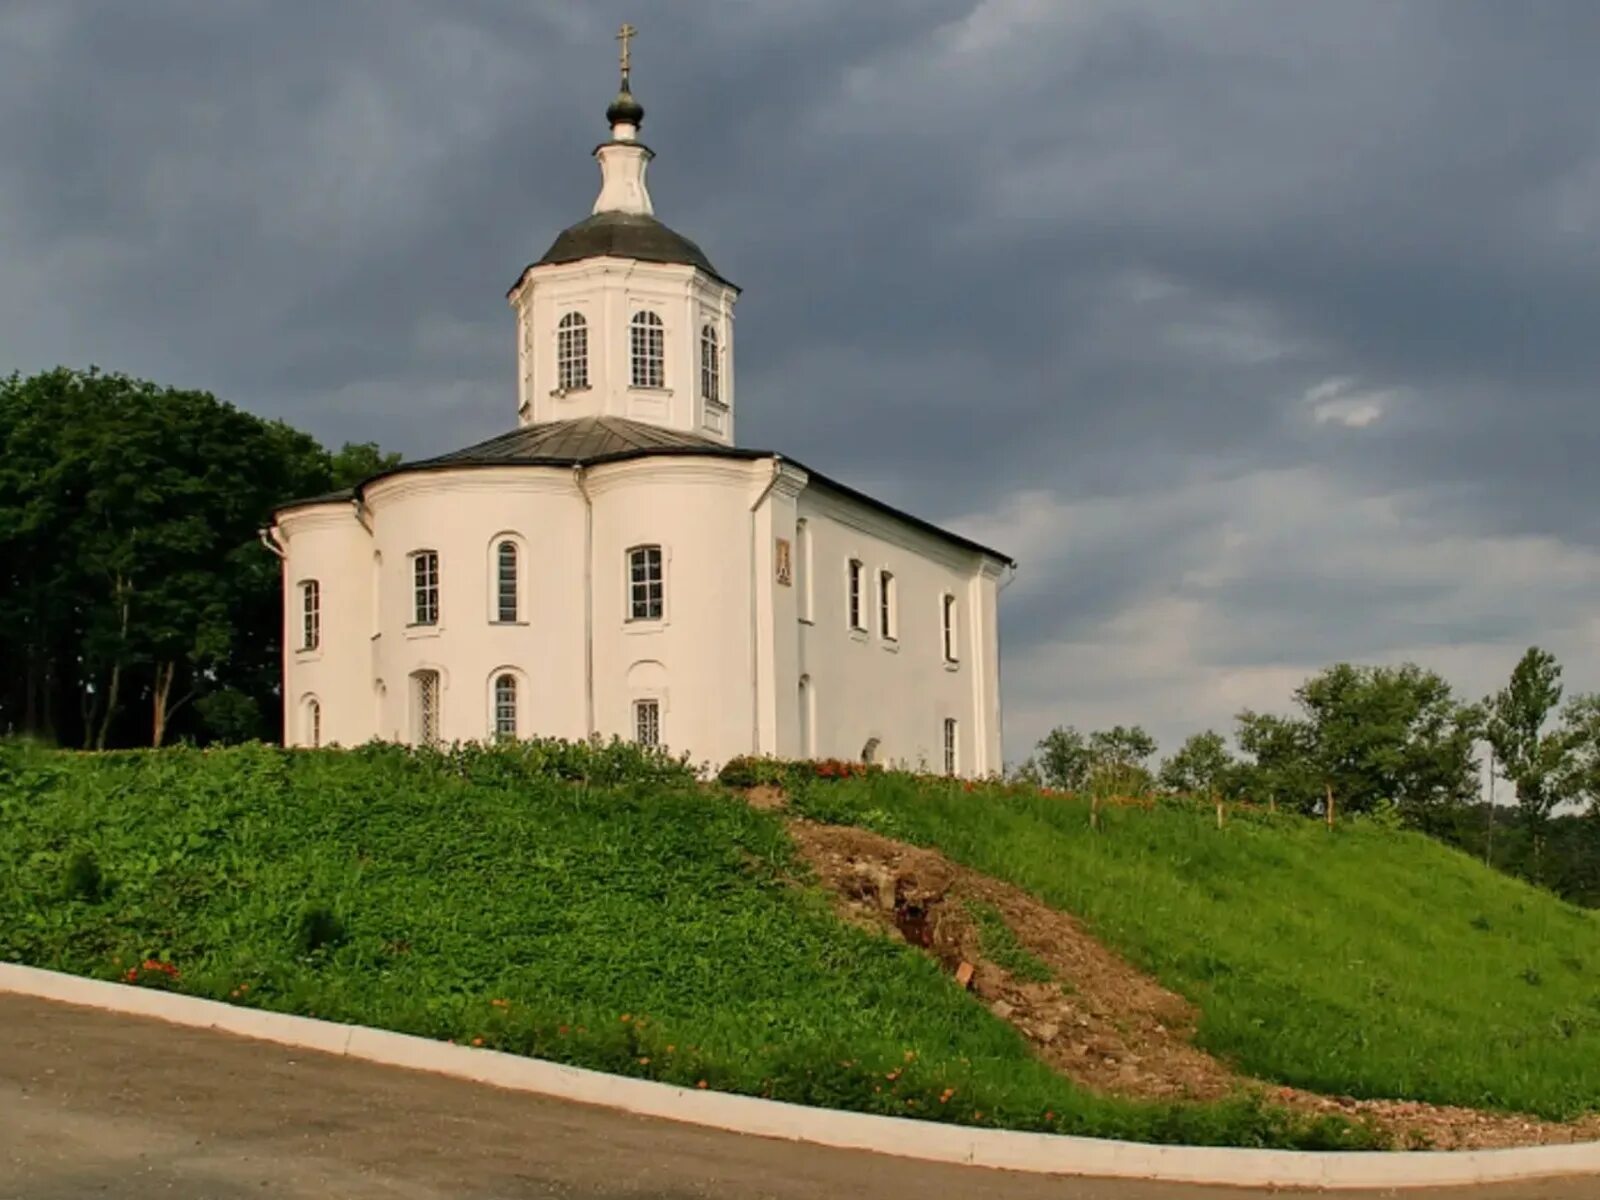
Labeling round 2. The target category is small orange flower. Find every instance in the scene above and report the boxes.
[471,1037,484,1047]
[620,1013,632,1023]
[696,1079,708,1089]
[638,1056,650,1065]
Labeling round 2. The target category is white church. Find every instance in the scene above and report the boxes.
[270,36,1014,774]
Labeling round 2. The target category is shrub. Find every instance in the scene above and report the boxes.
[64,849,106,902]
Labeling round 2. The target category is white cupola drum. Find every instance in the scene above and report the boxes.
[507,24,739,442]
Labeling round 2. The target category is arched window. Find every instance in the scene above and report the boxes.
[699,323,720,403]
[630,310,664,388]
[299,580,321,650]
[942,593,959,664]
[493,673,518,740]
[304,697,322,748]
[861,736,881,765]
[495,540,519,623]
[557,312,588,391]
[412,669,441,746]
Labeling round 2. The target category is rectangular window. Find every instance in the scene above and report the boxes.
[943,718,958,776]
[795,519,812,621]
[414,670,440,746]
[942,593,958,663]
[557,312,588,391]
[878,569,895,640]
[634,698,661,747]
[627,545,664,621]
[412,551,439,626]
[495,540,518,623]
[300,579,321,651]
[847,559,864,630]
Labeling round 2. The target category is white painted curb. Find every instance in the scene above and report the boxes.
[3,961,1596,1190]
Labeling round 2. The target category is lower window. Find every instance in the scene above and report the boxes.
[943,718,958,776]
[634,698,661,747]
[413,670,441,746]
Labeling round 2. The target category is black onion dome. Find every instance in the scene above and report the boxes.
[606,83,645,128]
[532,210,733,287]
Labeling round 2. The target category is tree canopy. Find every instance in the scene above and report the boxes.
[0,367,395,747]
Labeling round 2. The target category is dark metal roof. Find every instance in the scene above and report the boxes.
[415,416,735,466]
[512,210,734,293]
[277,416,1012,566]
[273,486,353,513]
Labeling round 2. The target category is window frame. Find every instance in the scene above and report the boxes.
[630,310,665,389]
[943,718,958,776]
[626,544,665,623]
[633,697,661,747]
[846,558,865,632]
[299,579,321,651]
[699,322,720,404]
[941,593,959,665]
[412,668,442,746]
[492,672,518,741]
[877,568,897,642]
[304,696,322,748]
[410,550,440,627]
[494,539,519,624]
[556,311,589,392]
[795,519,813,623]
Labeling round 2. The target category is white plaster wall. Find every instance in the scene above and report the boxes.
[276,460,1005,774]
[787,487,1004,777]
[585,457,763,764]
[277,505,374,748]
[362,470,589,746]
[511,259,736,441]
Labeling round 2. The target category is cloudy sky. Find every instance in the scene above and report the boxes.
[4,0,1599,763]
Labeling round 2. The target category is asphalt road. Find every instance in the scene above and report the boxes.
[1,993,1594,1200]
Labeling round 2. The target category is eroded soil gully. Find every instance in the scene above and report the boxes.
[782,813,1600,1152]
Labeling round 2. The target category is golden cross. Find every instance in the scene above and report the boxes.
[616,22,637,77]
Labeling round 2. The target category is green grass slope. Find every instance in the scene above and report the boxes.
[791,774,1600,1120]
[0,741,1370,1149]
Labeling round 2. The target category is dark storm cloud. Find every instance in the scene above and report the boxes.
[4,0,1600,757]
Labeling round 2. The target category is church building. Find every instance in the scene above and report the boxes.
[269,36,1014,774]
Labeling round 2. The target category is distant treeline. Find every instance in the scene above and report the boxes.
[1018,650,1600,905]
[0,368,398,748]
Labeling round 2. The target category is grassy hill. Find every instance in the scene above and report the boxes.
[3,741,1597,1147]
[791,775,1600,1119]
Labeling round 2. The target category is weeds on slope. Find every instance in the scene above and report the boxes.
[787,771,1600,1120]
[0,740,1374,1150]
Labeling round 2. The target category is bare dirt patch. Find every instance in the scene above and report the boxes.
[784,816,1600,1151]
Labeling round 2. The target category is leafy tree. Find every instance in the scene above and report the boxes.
[1484,649,1573,857]
[1236,663,1478,819]
[330,441,403,489]
[0,367,368,747]
[1032,726,1091,791]
[1159,730,1238,797]
[1234,711,1322,811]
[1559,693,1600,814]
[1086,725,1158,798]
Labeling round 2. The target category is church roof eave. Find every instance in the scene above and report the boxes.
[302,418,1013,568]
